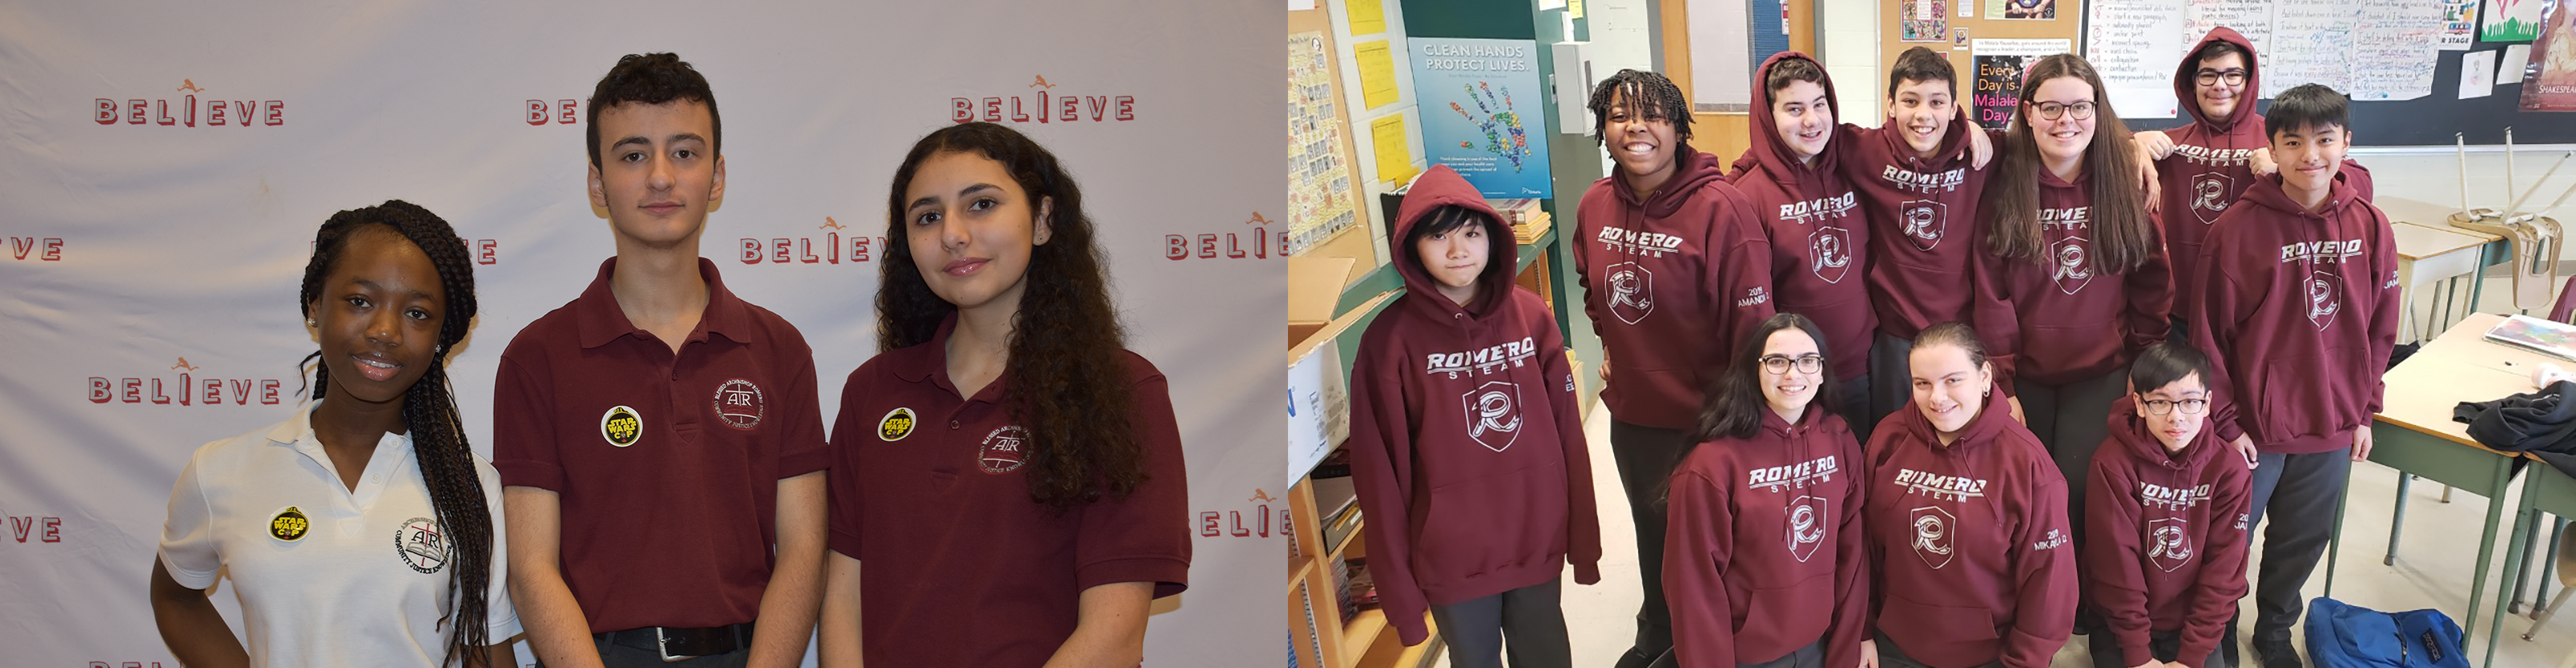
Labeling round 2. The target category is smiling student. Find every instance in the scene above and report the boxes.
[1662,313,1868,668]
[1731,53,1877,443]
[817,122,1191,667]
[2187,84,2396,668]
[1841,47,1996,433]
[153,201,517,668]
[1864,322,2076,668]
[493,53,829,667]
[2082,343,2251,668]
[1343,164,1599,668]
[1969,54,2173,558]
[1575,68,1777,668]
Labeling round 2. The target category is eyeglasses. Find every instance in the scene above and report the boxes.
[2029,101,2096,121]
[2138,397,2209,415]
[1759,354,1824,374]
[2195,69,2248,87]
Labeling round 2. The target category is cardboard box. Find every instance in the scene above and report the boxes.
[1288,254,1395,485]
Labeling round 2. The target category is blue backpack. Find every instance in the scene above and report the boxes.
[2305,597,2471,668]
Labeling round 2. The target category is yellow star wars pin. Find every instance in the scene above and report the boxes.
[600,405,642,447]
[268,506,310,542]
[879,407,916,441]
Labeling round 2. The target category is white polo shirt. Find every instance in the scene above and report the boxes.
[159,402,520,667]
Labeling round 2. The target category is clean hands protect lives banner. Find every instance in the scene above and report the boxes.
[0,2,1282,665]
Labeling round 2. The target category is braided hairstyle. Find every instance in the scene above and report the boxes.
[1586,68,1693,146]
[880,122,1147,511]
[295,200,491,666]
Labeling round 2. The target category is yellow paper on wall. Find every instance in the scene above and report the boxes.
[1570,0,1585,19]
[1353,40,1399,109]
[1347,0,1387,35]
[1371,114,1417,185]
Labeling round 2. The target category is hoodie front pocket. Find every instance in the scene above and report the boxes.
[1740,571,1835,653]
[2255,349,2362,442]
[1414,461,1571,587]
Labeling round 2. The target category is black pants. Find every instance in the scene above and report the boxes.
[2014,365,2128,550]
[1431,577,1574,668]
[1610,420,1693,667]
[1646,639,1823,668]
[2088,627,2230,668]
[1873,632,2003,668]
[1868,333,1916,445]
[2231,447,2355,649]
[1835,371,1873,446]
[576,636,751,668]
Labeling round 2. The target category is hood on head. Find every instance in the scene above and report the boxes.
[1743,52,1842,183]
[1390,165,1518,317]
[2174,27,2260,133]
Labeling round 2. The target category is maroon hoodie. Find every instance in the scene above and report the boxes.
[1969,168,2174,395]
[1577,144,1777,428]
[1731,52,1876,381]
[2155,27,2376,320]
[2083,396,2252,668]
[1864,391,2075,668]
[1840,105,1992,342]
[1666,407,1869,668]
[2188,174,2398,454]
[1345,165,1604,645]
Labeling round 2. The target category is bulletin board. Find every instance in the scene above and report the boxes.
[1290,8,1377,262]
[1880,0,2089,130]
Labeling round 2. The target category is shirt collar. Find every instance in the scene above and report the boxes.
[266,400,415,460]
[888,311,1011,405]
[572,256,754,349]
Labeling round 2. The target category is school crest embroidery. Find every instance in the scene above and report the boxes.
[2306,269,2342,330]
[1810,225,1854,284]
[1910,505,1956,569]
[2147,517,2194,573]
[712,378,766,431]
[1900,200,1946,251]
[1606,262,1654,324]
[979,425,1031,474]
[1462,381,1524,452]
[2191,172,2235,224]
[2052,234,2095,295]
[394,517,448,574]
[1786,495,1827,563]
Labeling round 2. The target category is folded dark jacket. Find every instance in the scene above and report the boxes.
[2456,381,2576,477]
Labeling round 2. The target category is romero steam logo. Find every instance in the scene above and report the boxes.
[2191,172,2235,224]
[1605,262,1653,324]
[980,425,1031,474]
[1810,226,1853,284]
[1900,200,1946,251]
[1911,505,1955,569]
[2146,517,2194,572]
[712,378,766,431]
[2306,269,2343,330]
[394,517,448,574]
[2052,235,2094,295]
[1785,495,1827,563]
[1461,381,1524,452]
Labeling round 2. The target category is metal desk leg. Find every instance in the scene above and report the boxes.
[2543,518,2569,618]
[2517,511,2547,614]
[2481,456,2523,668]
[2392,473,2413,566]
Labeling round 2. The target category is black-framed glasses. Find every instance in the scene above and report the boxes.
[2138,397,2209,415]
[2195,69,2249,87]
[2030,101,2096,121]
[1759,354,1824,374]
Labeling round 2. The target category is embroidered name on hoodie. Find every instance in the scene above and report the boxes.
[1748,454,1840,493]
[1880,165,1967,194]
[2279,239,2364,264]
[2032,527,2070,551]
[1736,286,1770,307]
[1892,468,1988,501]
[2136,481,2213,512]
[1424,336,1539,378]
[1777,192,1859,225]
[2171,144,2256,167]
[1596,226,1687,257]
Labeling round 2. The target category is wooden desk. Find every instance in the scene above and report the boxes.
[2332,312,2543,668]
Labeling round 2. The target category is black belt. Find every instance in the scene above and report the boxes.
[597,622,756,662]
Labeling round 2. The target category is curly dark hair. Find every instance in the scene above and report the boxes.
[1587,68,1693,146]
[879,122,1146,510]
[295,200,492,666]
[586,52,720,169]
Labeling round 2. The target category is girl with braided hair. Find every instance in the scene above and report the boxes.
[151,200,518,667]
[817,122,1189,666]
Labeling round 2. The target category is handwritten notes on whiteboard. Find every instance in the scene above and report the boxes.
[2354,0,2442,100]
[2087,0,2186,118]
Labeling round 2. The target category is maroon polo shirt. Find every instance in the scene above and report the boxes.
[827,315,1191,666]
[491,257,829,633]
